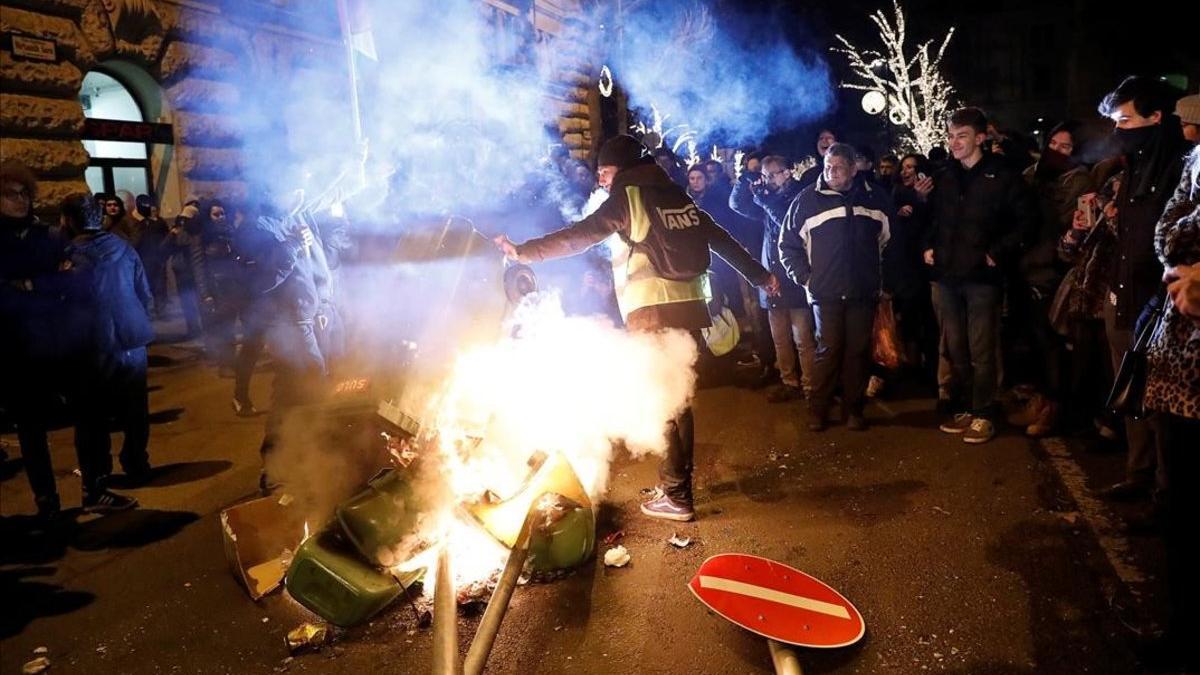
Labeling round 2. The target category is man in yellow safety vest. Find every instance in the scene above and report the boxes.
[495,134,779,521]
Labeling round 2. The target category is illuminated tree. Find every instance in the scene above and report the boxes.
[831,0,956,154]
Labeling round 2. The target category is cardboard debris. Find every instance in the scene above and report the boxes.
[221,496,306,600]
[603,545,630,567]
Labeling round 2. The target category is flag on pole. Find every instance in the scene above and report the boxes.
[336,0,377,61]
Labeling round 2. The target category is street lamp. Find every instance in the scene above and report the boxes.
[861,90,886,116]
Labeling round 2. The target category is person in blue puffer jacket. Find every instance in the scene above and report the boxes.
[780,143,894,432]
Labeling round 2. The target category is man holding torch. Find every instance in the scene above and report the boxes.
[495,134,780,522]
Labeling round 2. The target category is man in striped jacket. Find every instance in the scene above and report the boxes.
[779,143,894,432]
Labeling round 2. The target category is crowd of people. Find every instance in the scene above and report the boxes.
[617,75,1198,664]
[1,165,351,516]
[3,70,1199,667]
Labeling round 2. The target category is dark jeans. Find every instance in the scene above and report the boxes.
[809,299,875,417]
[658,406,696,505]
[260,322,327,460]
[1063,318,1112,429]
[234,311,268,405]
[174,270,203,335]
[204,292,244,369]
[893,291,937,378]
[5,360,63,502]
[73,347,150,491]
[1104,301,1163,489]
[658,330,703,506]
[143,254,168,316]
[934,282,1000,417]
[1157,413,1200,640]
[1009,283,1064,399]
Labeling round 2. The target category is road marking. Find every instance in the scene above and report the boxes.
[1039,437,1145,585]
[698,576,851,619]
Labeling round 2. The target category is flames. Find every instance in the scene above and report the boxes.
[397,293,699,589]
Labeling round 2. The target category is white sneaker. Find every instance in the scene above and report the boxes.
[963,418,996,444]
[866,375,885,398]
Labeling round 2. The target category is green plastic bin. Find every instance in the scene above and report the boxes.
[284,526,402,627]
[527,494,595,572]
[336,468,432,567]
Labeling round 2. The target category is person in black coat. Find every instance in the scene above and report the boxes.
[60,193,151,512]
[1,161,70,518]
[920,107,1037,444]
[134,194,170,318]
[250,199,329,492]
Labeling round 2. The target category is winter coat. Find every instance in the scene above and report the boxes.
[1021,163,1093,294]
[1145,151,1200,419]
[923,153,1037,286]
[729,174,808,309]
[167,216,206,292]
[0,216,69,360]
[887,184,931,299]
[1106,125,1188,329]
[246,216,322,327]
[515,162,769,332]
[1056,213,1112,325]
[65,231,155,356]
[778,176,893,304]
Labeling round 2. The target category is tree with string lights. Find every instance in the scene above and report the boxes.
[830,0,956,155]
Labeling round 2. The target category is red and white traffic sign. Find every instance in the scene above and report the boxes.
[688,553,865,649]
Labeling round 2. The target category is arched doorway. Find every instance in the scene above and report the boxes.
[80,70,153,197]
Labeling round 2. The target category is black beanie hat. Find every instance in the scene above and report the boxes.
[597,134,650,171]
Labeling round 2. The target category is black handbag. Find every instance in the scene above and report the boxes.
[1105,294,1165,420]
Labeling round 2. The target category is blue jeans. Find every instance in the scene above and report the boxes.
[810,299,876,417]
[934,282,1000,417]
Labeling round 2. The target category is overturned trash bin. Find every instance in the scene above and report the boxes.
[527,493,595,572]
[336,467,433,568]
[285,525,404,627]
[467,451,595,572]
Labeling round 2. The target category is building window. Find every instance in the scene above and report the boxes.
[80,70,153,198]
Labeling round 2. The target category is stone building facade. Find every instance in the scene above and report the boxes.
[1,0,613,217]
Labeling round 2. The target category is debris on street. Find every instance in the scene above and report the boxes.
[604,545,631,567]
[22,657,50,674]
[668,533,692,549]
[285,623,329,654]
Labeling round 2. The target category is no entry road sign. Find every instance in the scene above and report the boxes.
[689,553,865,649]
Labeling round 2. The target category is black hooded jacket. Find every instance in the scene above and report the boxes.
[515,162,769,331]
[922,153,1037,285]
[1107,123,1188,329]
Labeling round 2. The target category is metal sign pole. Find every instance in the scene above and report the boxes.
[768,639,804,675]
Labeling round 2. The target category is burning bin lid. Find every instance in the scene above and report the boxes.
[526,493,595,572]
[284,524,405,627]
[336,467,433,568]
[466,452,595,572]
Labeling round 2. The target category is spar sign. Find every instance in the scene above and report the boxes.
[688,553,865,649]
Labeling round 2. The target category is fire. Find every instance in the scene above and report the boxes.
[395,293,699,589]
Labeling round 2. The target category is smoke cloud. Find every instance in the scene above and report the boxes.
[230,0,829,526]
[604,2,834,148]
[433,291,699,502]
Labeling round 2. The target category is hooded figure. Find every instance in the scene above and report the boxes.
[58,193,152,512]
